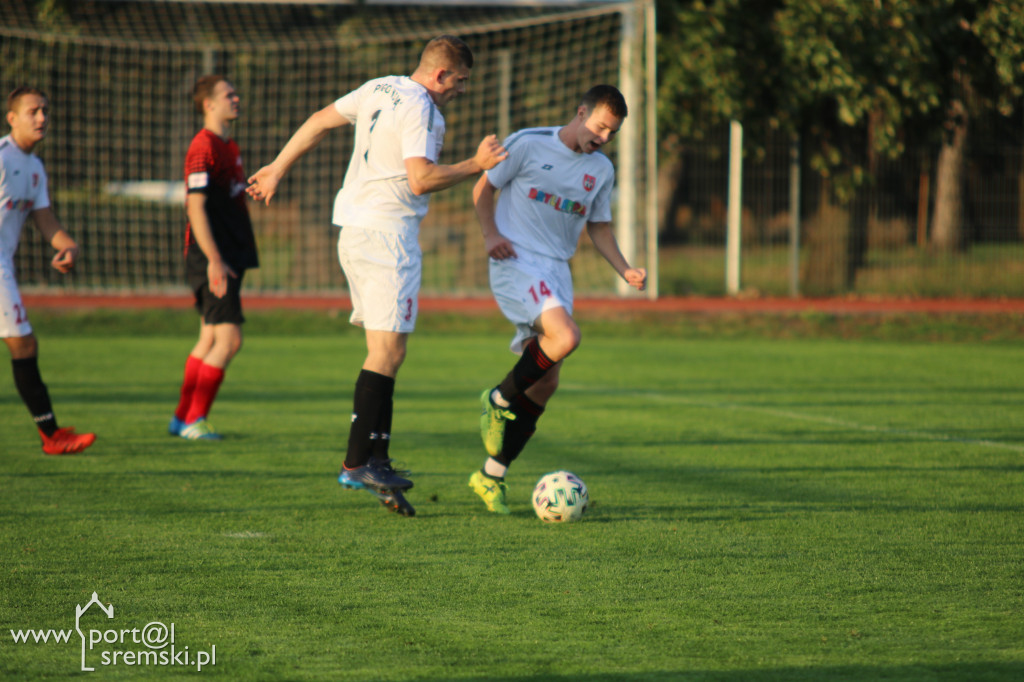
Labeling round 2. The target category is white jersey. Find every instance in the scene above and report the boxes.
[486,126,615,261]
[331,76,445,236]
[0,134,50,264]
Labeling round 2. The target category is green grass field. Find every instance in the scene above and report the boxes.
[2,310,1023,680]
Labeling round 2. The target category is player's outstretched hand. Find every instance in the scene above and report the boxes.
[246,166,281,205]
[50,246,78,274]
[484,232,517,261]
[475,134,508,171]
[624,267,647,292]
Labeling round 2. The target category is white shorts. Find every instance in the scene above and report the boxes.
[489,249,573,354]
[0,258,31,338]
[336,225,421,333]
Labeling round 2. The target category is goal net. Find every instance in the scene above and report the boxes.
[2,0,655,298]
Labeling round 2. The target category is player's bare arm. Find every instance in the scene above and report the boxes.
[472,174,517,260]
[587,221,647,291]
[247,104,350,205]
[30,207,79,273]
[405,134,507,196]
[186,192,236,298]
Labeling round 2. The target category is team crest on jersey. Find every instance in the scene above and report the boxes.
[32,173,39,187]
[583,174,596,192]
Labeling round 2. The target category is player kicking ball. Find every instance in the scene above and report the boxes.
[1,87,96,455]
[469,85,646,513]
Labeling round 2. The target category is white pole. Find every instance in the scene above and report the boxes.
[789,136,801,297]
[644,0,658,300]
[726,120,743,295]
[616,1,639,296]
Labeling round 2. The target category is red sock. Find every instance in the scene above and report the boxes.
[185,363,226,424]
[174,355,204,421]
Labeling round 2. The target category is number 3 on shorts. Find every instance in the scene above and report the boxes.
[528,280,552,304]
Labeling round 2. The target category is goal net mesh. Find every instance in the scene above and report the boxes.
[2,0,652,297]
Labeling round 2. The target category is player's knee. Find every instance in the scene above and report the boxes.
[6,333,39,360]
[366,345,406,376]
[214,327,243,360]
[388,344,407,372]
[548,324,581,360]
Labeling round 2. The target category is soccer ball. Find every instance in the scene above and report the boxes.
[532,471,589,522]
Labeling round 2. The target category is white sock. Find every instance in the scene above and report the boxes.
[491,388,510,408]
[483,457,508,479]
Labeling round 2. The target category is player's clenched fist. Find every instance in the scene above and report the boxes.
[623,267,647,292]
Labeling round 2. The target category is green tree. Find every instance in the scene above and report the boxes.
[657,0,1024,291]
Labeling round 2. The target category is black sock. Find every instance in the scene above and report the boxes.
[497,338,555,401]
[12,357,58,436]
[370,394,393,461]
[498,393,544,466]
[344,370,395,469]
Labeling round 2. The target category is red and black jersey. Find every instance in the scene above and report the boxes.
[184,128,258,271]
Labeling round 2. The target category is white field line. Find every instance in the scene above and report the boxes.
[572,386,1024,454]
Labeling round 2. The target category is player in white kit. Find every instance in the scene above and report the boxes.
[1,87,96,455]
[469,85,646,514]
[247,35,507,516]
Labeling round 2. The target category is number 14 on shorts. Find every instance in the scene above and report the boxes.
[528,280,551,304]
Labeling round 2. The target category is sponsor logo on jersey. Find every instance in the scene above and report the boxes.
[527,187,586,217]
[541,164,553,171]
[583,174,596,192]
[5,198,35,212]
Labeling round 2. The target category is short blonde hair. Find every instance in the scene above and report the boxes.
[419,35,473,71]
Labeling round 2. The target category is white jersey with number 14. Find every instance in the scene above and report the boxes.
[486,126,615,262]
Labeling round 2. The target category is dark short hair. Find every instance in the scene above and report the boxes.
[192,75,227,114]
[581,85,627,119]
[420,34,473,70]
[7,86,48,113]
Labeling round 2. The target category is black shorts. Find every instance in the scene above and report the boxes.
[187,255,246,325]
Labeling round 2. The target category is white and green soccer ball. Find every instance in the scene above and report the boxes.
[532,471,589,522]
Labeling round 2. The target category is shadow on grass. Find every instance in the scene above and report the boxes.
[422,663,1024,682]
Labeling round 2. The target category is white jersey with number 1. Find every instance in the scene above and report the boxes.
[331,76,445,236]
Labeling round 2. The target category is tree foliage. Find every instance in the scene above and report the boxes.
[657,0,1024,199]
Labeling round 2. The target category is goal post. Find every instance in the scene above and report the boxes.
[2,0,656,298]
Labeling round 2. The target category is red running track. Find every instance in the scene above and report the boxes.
[21,293,1024,315]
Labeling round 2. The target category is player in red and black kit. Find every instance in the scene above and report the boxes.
[169,75,258,440]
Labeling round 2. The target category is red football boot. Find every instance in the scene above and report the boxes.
[40,427,97,455]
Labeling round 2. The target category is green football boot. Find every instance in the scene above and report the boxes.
[479,388,516,457]
[469,470,511,515]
